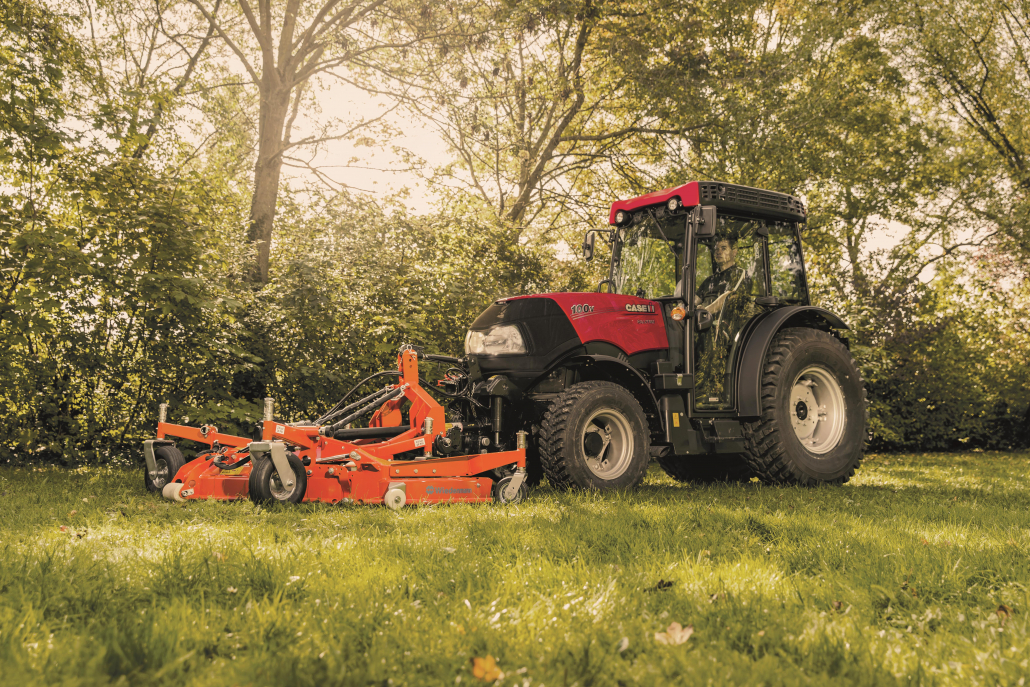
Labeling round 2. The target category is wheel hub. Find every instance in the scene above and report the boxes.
[582,408,633,479]
[269,471,295,500]
[152,458,169,488]
[583,432,604,456]
[789,365,847,455]
[795,401,808,421]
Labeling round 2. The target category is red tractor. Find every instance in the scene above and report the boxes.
[143,180,864,503]
[454,180,865,489]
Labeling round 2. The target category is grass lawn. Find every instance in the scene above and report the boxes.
[1,451,1028,686]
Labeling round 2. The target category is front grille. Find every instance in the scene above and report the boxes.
[698,182,806,220]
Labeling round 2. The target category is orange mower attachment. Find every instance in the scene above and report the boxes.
[142,349,529,508]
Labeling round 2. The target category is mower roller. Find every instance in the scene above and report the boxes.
[143,348,529,508]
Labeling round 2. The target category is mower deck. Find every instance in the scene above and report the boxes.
[145,349,528,508]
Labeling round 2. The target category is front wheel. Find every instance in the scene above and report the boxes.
[144,445,185,493]
[493,474,529,504]
[743,327,866,485]
[539,381,651,490]
[248,452,307,504]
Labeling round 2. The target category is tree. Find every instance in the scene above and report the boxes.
[382,0,702,241]
[185,0,435,283]
[888,0,1030,258]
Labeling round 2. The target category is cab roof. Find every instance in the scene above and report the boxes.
[608,181,807,225]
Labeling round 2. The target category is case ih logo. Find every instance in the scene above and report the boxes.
[570,304,595,314]
[625,304,655,313]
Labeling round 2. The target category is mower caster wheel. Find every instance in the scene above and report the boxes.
[145,445,185,493]
[384,487,406,511]
[162,482,185,502]
[248,451,307,504]
[493,475,528,505]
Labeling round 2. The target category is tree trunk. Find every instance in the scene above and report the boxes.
[248,84,292,284]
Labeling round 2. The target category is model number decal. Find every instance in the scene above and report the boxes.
[625,303,655,313]
[414,438,426,447]
[275,424,285,434]
[570,304,595,314]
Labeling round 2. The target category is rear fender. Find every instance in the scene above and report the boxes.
[734,306,850,418]
[560,354,664,437]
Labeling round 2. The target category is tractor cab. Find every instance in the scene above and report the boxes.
[588,181,811,411]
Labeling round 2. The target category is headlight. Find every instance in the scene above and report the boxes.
[464,325,527,355]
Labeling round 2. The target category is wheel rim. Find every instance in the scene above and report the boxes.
[582,408,634,479]
[497,477,524,504]
[152,458,169,488]
[789,365,847,455]
[268,468,296,500]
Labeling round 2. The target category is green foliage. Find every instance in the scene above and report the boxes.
[241,192,591,422]
[0,0,1027,461]
[2,453,1030,684]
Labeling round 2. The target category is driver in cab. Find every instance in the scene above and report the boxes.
[694,235,752,402]
[696,237,747,317]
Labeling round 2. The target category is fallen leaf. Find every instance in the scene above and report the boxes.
[69,510,77,516]
[442,547,456,554]
[227,586,237,594]
[757,630,765,637]
[654,622,694,646]
[214,552,225,561]
[832,600,843,611]
[59,526,68,532]
[997,604,1012,619]
[709,593,722,603]
[471,655,503,681]
[617,636,629,653]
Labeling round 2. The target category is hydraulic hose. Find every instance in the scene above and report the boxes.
[322,386,407,436]
[319,385,396,425]
[211,451,251,471]
[422,353,463,365]
[315,370,400,424]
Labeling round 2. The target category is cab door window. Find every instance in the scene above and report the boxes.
[693,217,765,410]
[767,222,808,302]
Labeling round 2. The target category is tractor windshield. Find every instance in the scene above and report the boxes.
[610,215,682,298]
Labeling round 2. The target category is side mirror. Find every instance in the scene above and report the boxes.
[697,205,717,238]
[695,309,713,332]
[583,231,596,262]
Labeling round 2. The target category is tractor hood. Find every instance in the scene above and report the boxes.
[466,293,669,378]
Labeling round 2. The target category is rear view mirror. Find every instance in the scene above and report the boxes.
[583,231,596,261]
[697,206,717,238]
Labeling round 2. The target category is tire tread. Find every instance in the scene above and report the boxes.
[742,327,866,485]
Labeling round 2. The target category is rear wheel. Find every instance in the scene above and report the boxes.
[539,381,651,490]
[248,452,306,504]
[657,453,754,483]
[743,327,866,485]
[144,445,185,493]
